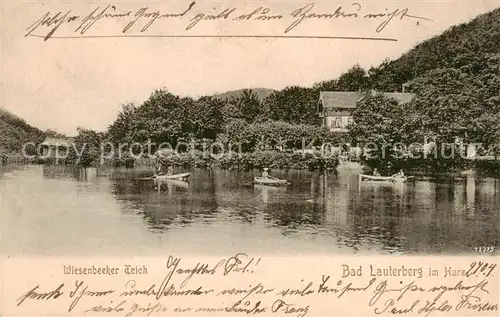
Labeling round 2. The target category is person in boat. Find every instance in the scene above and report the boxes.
[153,163,164,190]
[166,166,174,176]
[154,163,164,176]
[373,168,381,176]
[392,169,405,178]
[261,167,279,181]
[262,167,270,179]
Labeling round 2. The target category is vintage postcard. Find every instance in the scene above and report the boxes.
[1,0,499,316]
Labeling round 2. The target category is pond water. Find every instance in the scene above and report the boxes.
[1,165,499,256]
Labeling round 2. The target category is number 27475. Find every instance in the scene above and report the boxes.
[474,246,496,253]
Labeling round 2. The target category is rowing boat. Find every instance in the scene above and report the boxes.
[359,174,394,182]
[163,179,189,188]
[254,184,286,191]
[134,172,191,181]
[133,177,155,181]
[359,174,412,183]
[155,173,191,181]
[253,177,289,186]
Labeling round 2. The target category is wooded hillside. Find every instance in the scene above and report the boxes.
[0,108,45,155]
[368,8,500,92]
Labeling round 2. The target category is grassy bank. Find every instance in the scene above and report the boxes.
[365,157,500,175]
[109,150,339,171]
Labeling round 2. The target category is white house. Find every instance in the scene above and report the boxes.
[317,90,416,132]
[39,137,73,158]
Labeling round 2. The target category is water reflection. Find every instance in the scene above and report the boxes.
[1,165,499,256]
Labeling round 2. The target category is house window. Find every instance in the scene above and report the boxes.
[57,147,67,156]
[330,117,342,129]
[347,117,354,126]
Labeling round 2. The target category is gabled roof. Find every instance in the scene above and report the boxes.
[319,91,362,109]
[41,137,73,147]
[319,91,415,109]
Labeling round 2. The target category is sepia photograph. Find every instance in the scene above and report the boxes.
[2,1,500,316]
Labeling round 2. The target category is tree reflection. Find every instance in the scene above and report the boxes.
[104,168,499,254]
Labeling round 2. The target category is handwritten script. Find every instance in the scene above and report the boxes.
[24,2,433,41]
[12,255,499,317]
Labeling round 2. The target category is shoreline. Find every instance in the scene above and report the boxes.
[3,149,500,176]
[3,162,500,179]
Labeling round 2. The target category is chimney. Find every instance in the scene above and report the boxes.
[402,83,408,93]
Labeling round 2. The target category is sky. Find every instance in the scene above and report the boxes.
[2,0,499,136]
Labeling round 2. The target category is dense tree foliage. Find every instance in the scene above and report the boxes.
[349,94,405,143]
[228,89,262,123]
[107,103,136,144]
[405,53,500,145]
[68,127,103,167]
[0,108,45,156]
[4,8,500,169]
[263,86,320,125]
[368,9,500,92]
[106,90,227,149]
[216,120,332,152]
[349,8,500,159]
[44,129,67,138]
[313,64,370,92]
[349,94,406,166]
